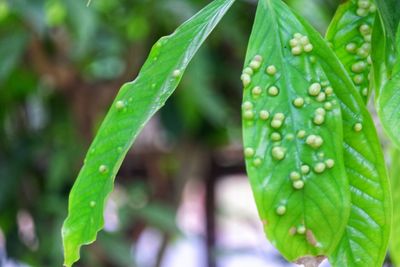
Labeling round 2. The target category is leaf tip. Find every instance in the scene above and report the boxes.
[62,221,81,267]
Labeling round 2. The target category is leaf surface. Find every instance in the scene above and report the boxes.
[61,0,235,266]
[242,0,350,261]
[325,0,376,102]
[242,0,391,265]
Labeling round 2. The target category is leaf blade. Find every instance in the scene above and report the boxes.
[242,0,350,261]
[242,0,391,265]
[61,0,235,266]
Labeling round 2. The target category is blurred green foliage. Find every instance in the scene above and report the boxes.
[0,0,337,266]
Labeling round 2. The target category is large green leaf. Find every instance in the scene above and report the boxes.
[242,0,350,262]
[390,149,400,266]
[376,26,400,149]
[242,0,391,265]
[61,0,235,266]
[326,0,376,102]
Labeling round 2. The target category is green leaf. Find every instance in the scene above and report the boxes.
[375,0,400,45]
[325,0,376,102]
[390,149,400,266]
[376,26,400,149]
[242,0,350,261]
[242,0,391,265]
[61,0,235,266]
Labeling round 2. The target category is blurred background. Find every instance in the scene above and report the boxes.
[0,0,372,266]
